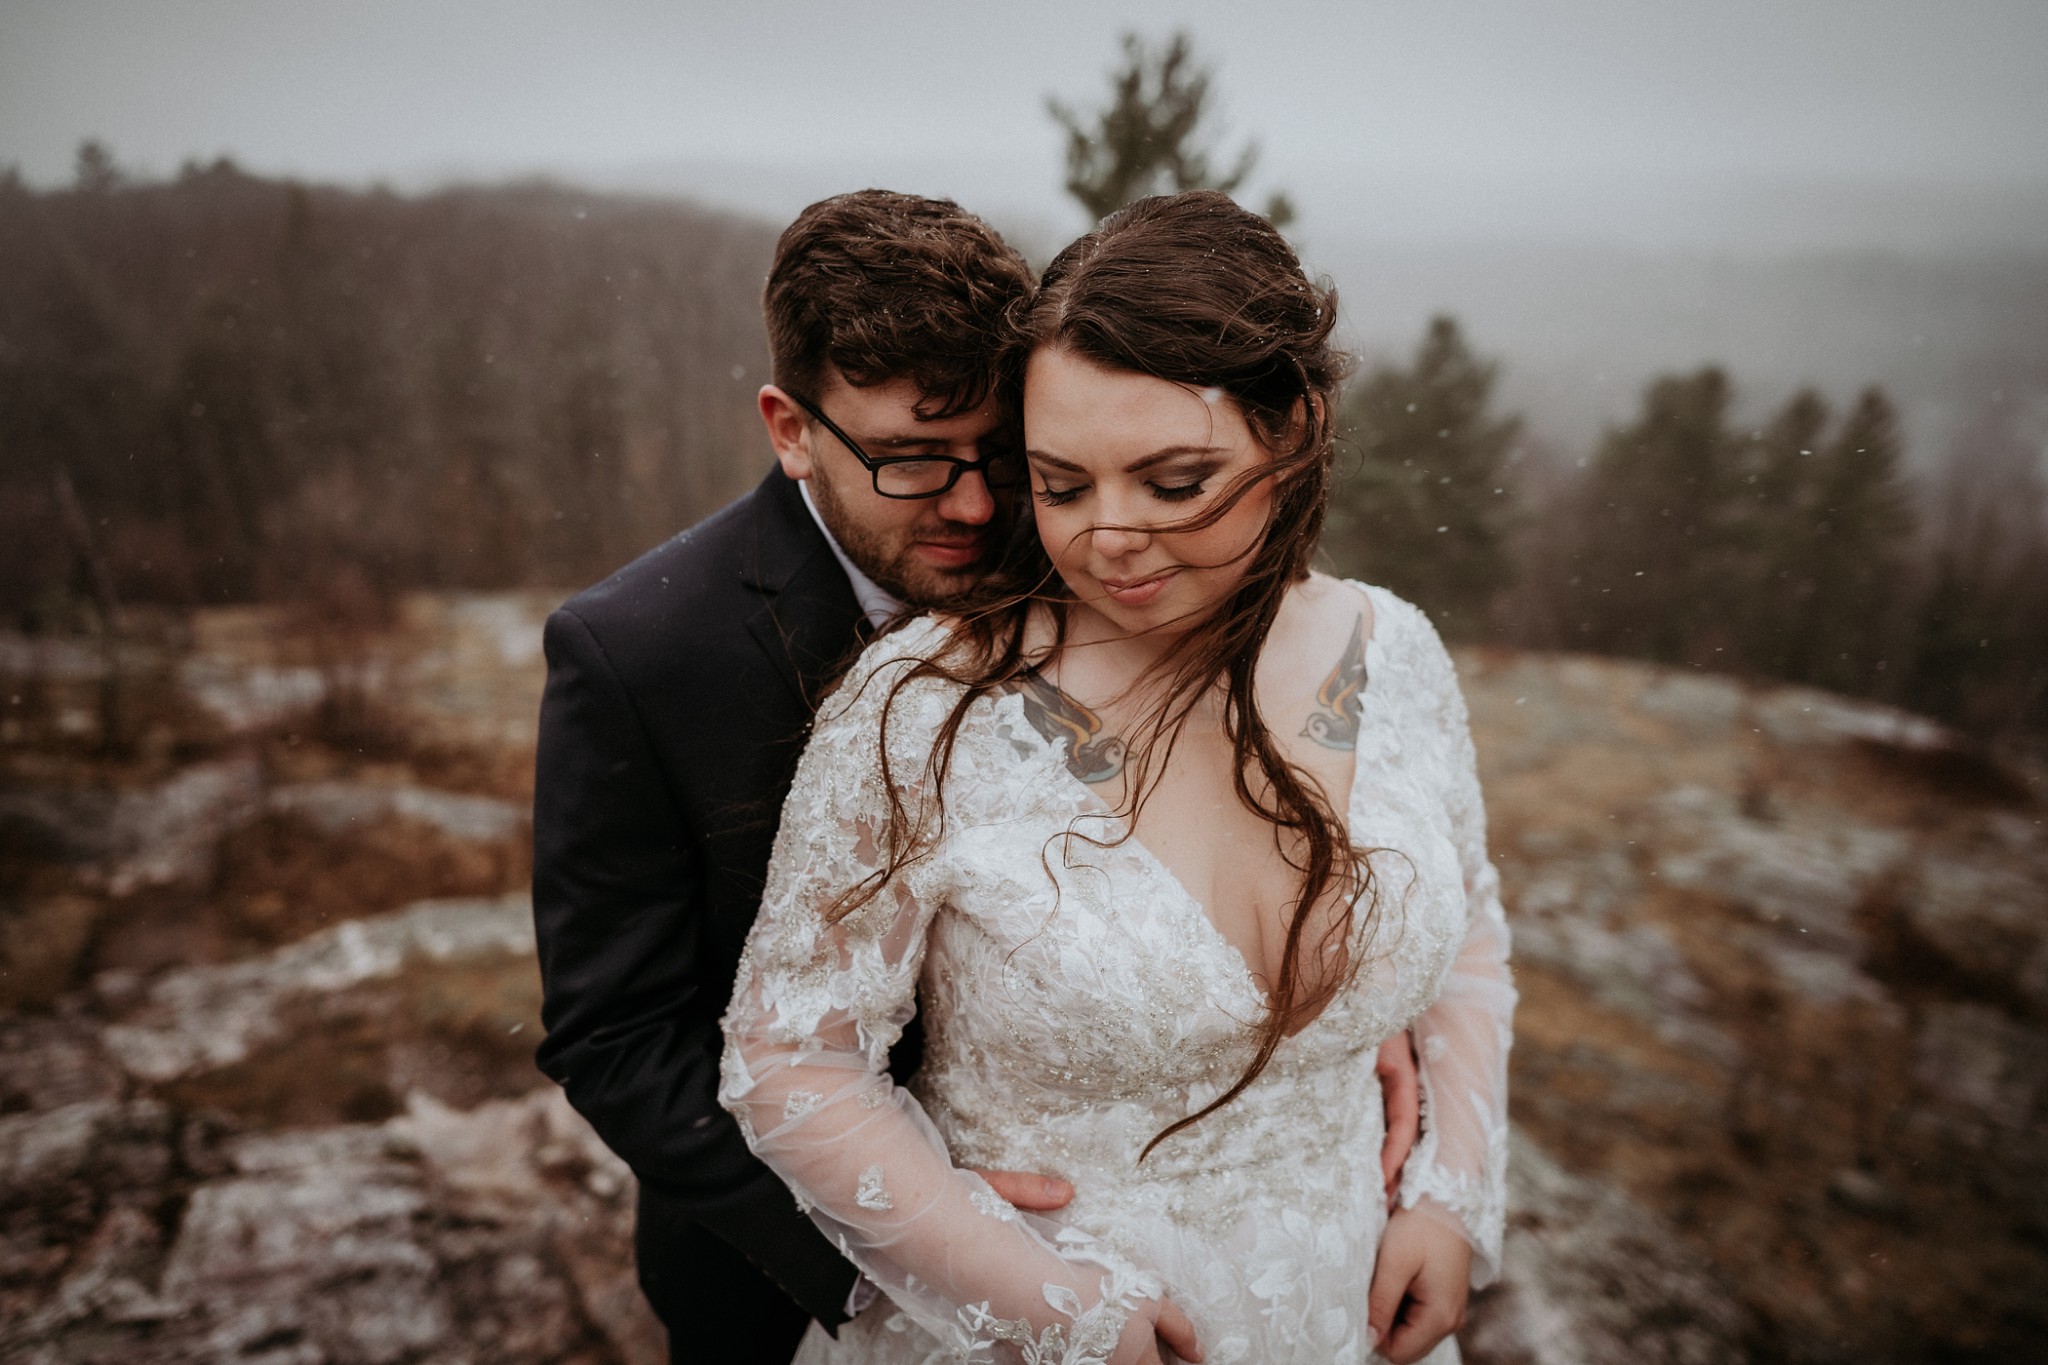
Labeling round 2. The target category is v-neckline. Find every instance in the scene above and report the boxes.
[1005,589,1380,1020]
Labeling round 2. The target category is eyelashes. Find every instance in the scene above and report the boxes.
[1033,480,1209,507]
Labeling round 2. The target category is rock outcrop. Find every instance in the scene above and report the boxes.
[3,596,2043,1362]
[0,1077,657,1365]
[1464,648,2048,1360]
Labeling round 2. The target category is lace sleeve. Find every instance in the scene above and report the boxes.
[719,635,1162,1363]
[1394,613,1516,1288]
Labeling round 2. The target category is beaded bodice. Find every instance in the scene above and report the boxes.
[720,585,1512,1364]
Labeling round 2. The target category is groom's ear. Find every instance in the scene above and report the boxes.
[759,386,814,481]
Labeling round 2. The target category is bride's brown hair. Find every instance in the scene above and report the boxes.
[833,190,1374,1157]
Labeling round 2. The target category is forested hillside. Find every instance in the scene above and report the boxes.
[2,161,776,609]
[1328,321,2047,745]
[5,162,2041,744]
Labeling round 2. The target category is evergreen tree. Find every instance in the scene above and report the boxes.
[1906,404,2048,738]
[1326,317,1520,638]
[1728,388,1830,672]
[1565,368,1740,664]
[1908,549,1996,724]
[1048,31,1292,226]
[73,140,121,193]
[1780,388,1915,694]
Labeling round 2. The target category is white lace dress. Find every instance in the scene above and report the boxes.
[720,586,1513,1365]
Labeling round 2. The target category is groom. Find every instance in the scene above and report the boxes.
[532,190,1420,1363]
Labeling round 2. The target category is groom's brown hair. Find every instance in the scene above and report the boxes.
[764,190,1033,418]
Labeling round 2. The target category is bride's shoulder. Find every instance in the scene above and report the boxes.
[1290,571,1437,650]
[820,614,971,726]
[1297,573,1454,684]
[861,611,953,661]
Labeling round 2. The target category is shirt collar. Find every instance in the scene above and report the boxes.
[798,479,904,630]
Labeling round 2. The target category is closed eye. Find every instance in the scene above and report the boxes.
[1150,480,1207,503]
[1035,482,1085,506]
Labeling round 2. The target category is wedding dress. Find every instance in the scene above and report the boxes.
[720,585,1513,1365]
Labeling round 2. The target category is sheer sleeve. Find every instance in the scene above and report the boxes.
[1395,614,1516,1288]
[719,637,1162,1363]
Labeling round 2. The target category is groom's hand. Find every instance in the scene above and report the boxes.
[1377,1031,1421,1202]
[970,1168,1074,1211]
[974,1170,1204,1364]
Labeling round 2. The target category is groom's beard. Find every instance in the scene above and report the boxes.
[807,469,996,609]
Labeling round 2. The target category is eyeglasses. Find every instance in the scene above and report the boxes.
[787,392,1023,500]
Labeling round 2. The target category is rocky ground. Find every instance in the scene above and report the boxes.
[1464,649,2048,1361]
[2,594,2042,1363]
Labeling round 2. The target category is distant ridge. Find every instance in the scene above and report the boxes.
[1,165,781,607]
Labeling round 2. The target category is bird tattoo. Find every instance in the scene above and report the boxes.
[1302,616,1367,751]
[1009,672,1127,785]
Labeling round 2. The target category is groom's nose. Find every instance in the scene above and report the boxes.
[933,466,996,526]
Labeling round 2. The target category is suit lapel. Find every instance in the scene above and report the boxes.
[740,468,864,711]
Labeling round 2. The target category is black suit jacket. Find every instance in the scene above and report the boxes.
[533,467,911,1359]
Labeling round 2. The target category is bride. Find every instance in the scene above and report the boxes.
[719,191,1513,1365]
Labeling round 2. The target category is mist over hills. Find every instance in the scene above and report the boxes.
[585,155,2048,478]
[6,161,2041,737]
[1315,237,2048,468]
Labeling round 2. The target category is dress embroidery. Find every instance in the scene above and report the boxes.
[719,588,1512,1365]
[855,1165,894,1211]
[970,1186,1017,1220]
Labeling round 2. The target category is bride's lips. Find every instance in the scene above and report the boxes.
[1098,569,1179,607]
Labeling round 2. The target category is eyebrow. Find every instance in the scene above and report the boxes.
[841,426,964,453]
[866,434,953,451]
[1024,445,1227,475]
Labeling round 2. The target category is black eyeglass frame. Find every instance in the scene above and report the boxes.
[785,391,1022,500]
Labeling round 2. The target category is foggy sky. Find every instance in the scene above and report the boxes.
[5,0,2046,251]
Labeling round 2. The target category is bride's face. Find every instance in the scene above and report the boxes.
[1022,346,1276,641]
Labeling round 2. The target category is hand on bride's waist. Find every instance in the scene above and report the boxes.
[1114,1294,1204,1365]
[972,1166,1203,1365]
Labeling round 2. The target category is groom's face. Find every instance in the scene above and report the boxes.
[764,372,1008,607]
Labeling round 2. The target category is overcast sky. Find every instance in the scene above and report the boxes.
[5,0,2046,250]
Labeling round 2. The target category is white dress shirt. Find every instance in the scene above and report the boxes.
[799,480,904,631]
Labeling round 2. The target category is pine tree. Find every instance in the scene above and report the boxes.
[1906,405,2047,737]
[1908,550,1993,723]
[1327,317,1520,638]
[1780,388,1915,694]
[1728,388,1830,672]
[1048,31,1292,226]
[73,140,121,193]
[1566,368,1740,664]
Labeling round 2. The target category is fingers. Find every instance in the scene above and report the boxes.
[968,1167,1074,1211]
[1372,1209,1473,1363]
[1155,1297,1204,1363]
[1380,1285,1465,1364]
[1365,1223,1417,1357]
[1376,1033,1422,1200]
[1111,1306,1168,1365]
[1380,1288,1464,1364]
[1379,1114,1417,1203]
